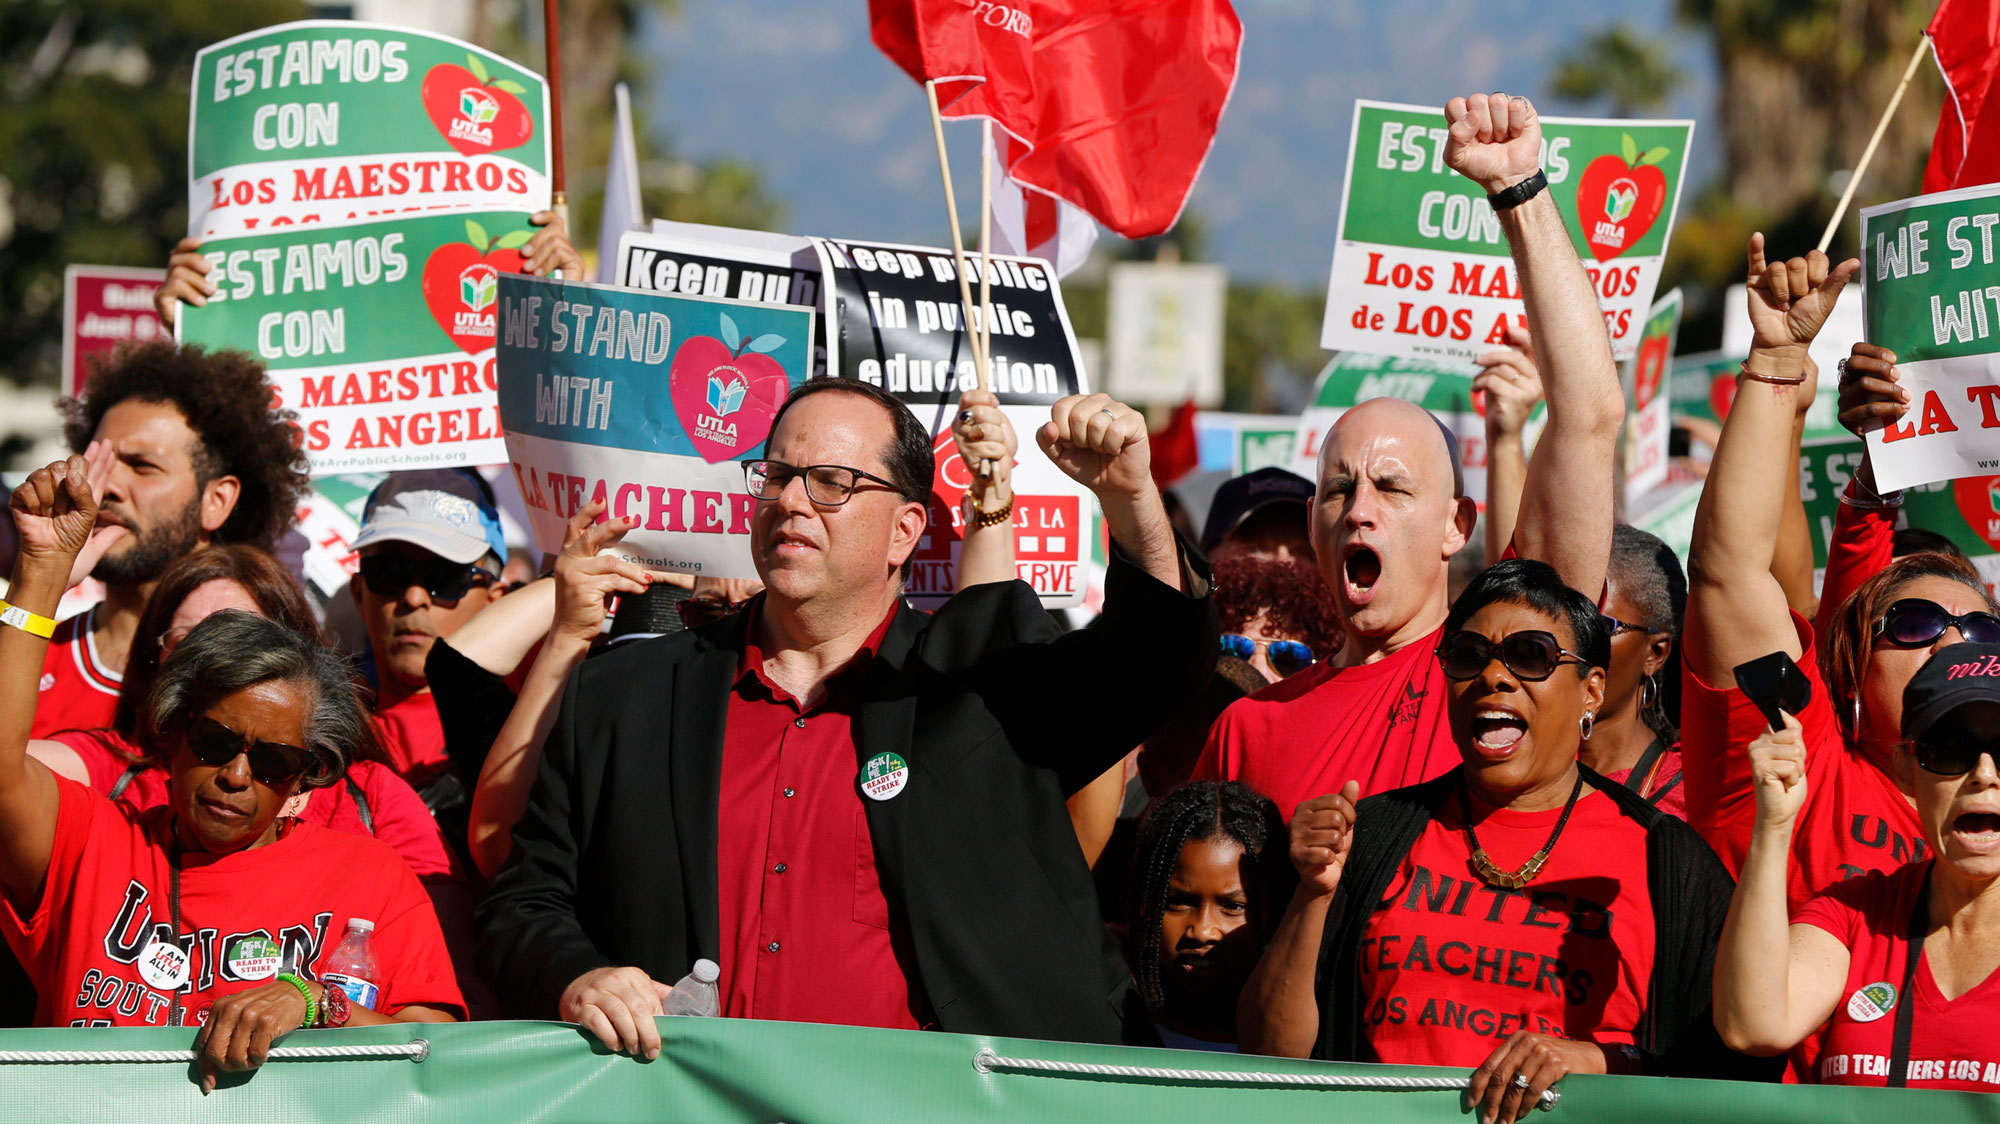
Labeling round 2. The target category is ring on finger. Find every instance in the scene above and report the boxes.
[1098,407,1117,419]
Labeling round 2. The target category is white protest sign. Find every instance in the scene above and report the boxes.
[1106,262,1227,406]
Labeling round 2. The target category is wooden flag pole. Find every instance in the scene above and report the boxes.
[544,0,569,234]
[1818,35,1933,254]
[974,127,998,478]
[925,81,990,391]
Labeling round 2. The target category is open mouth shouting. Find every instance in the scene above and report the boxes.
[1470,706,1529,760]
[1342,543,1383,606]
[1950,809,2000,854]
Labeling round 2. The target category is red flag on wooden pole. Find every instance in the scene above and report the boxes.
[1926,0,2000,192]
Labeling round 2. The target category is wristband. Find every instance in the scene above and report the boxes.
[275,972,318,1030]
[969,496,1014,529]
[1738,361,1808,387]
[1839,474,1903,511]
[0,598,55,639]
[1487,170,1547,211]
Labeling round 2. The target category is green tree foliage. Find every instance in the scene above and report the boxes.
[0,0,306,386]
[1550,25,1684,117]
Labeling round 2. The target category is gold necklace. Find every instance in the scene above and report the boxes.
[1459,771,1585,890]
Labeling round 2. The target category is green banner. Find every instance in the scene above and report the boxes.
[190,21,550,238]
[178,210,536,473]
[4,1018,1995,1122]
[1321,101,1693,363]
[1859,184,2000,491]
[1626,288,1682,498]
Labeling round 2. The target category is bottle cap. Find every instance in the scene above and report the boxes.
[349,919,375,933]
[692,959,719,983]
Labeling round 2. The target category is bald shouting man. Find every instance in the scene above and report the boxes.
[1193,92,1626,818]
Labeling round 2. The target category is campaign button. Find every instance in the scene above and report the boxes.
[137,936,191,992]
[226,936,282,981]
[859,751,910,802]
[1846,981,1898,1023]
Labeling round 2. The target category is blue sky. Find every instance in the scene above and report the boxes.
[640,0,1716,286]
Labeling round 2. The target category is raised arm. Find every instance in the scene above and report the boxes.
[1237,783,1359,1057]
[1444,93,1625,595]
[951,387,1019,588]
[1814,343,1908,634]
[1686,236,1857,686]
[1038,393,1184,590]
[1713,714,1848,1052]
[1473,325,1544,562]
[0,457,99,907]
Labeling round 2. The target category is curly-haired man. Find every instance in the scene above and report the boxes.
[30,341,310,738]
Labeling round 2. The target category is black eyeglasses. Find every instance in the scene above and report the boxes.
[742,460,899,507]
[676,597,752,629]
[181,715,315,786]
[1875,599,2000,648]
[357,553,498,602]
[1603,613,1668,638]
[1437,630,1589,682]
[1220,634,1316,677]
[1910,734,2000,777]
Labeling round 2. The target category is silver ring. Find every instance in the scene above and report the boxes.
[1513,1074,1532,1090]
[1099,408,1117,418]
[958,409,974,424]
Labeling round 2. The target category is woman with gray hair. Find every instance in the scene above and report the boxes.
[0,456,462,1093]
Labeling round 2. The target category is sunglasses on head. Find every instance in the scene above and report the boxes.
[1220,634,1316,677]
[676,596,752,630]
[1874,599,2000,648]
[181,715,315,786]
[1603,613,1667,638]
[1437,630,1588,682]
[357,553,498,602]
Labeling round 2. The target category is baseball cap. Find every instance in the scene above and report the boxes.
[1201,468,1314,553]
[1901,642,2000,743]
[351,469,507,568]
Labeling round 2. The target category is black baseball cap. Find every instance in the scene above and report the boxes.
[1902,643,2000,743]
[1200,468,1315,553]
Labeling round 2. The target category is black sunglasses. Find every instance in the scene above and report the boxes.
[742,460,899,507]
[676,597,752,629]
[1437,630,1588,682]
[1875,599,2000,648]
[182,715,315,786]
[358,553,498,602]
[1910,734,2000,778]
[1603,613,1667,638]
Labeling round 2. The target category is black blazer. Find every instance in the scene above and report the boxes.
[476,545,1216,1045]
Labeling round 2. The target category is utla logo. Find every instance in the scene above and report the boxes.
[669,312,791,463]
[420,219,531,354]
[1575,134,1670,261]
[420,53,534,157]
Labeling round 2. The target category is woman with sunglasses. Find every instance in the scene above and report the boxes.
[1583,526,1687,816]
[0,457,461,1088]
[1239,560,1754,1120]
[1680,236,2000,913]
[1716,643,2000,1090]
[1213,553,1341,684]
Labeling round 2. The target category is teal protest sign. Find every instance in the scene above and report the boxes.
[495,273,814,576]
[1322,101,1693,364]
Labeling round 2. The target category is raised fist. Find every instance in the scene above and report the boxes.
[1444,93,1544,195]
[1037,393,1152,501]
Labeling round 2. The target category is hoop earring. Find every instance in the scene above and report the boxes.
[1579,711,1595,741]
[1640,674,1659,711]
[1852,695,1862,734]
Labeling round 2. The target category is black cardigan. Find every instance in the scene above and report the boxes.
[1312,765,1779,1080]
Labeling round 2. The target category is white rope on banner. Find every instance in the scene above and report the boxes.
[0,1039,430,1065]
[973,1047,1561,1111]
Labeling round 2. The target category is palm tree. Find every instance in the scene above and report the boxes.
[1551,25,1685,118]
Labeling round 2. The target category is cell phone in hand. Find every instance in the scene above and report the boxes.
[1734,651,1813,733]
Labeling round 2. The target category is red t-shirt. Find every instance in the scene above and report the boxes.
[48,730,454,880]
[1793,862,2000,1091]
[714,605,927,1028]
[372,690,448,788]
[1600,744,1688,820]
[1813,485,1896,641]
[0,776,464,1027]
[1194,626,1459,820]
[30,611,121,740]
[1357,788,1653,1067]
[1680,610,1922,910]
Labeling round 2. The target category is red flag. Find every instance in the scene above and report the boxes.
[870,0,1242,241]
[1148,398,1201,490]
[1925,0,2000,192]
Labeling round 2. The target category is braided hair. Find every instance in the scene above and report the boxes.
[1123,781,1293,1015]
[1609,524,1685,745]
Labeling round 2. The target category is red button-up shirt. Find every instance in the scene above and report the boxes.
[714,604,930,1027]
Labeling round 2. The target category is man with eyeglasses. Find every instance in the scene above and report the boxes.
[479,377,1215,1055]
[347,470,509,794]
[1191,93,1627,821]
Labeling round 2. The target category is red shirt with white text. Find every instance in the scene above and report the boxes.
[30,611,120,739]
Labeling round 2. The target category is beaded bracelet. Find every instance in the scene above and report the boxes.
[275,972,318,1029]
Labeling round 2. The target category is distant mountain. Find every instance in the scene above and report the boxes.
[641,0,1714,285]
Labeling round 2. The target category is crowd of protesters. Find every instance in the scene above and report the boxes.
[2,90,1999,1111]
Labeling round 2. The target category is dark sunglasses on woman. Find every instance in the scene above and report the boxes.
[1219,634,1315,677]
[1874,599,2000,648]
[1437,630,1588,682]
[1910,734,2000,777]
[182,715,316,786]
[357,553,498,602]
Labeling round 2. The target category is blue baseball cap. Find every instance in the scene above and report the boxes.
[352,469,507,568]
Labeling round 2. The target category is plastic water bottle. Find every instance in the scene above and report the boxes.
[664,959,720,1017]
[322,919,382,1011]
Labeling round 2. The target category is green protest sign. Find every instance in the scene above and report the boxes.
[189,21,550,238]
[1626,287,1682,499]
[1322,101,1693,364]
[1860,183,2000,491]
[178,210,536,473]
[1801,435,2000,578]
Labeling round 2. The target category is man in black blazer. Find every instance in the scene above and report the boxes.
[477,377,1214,1055]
